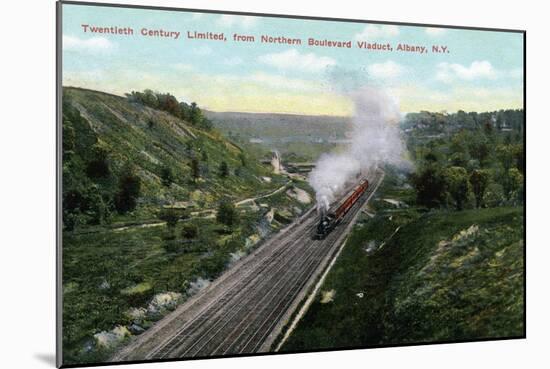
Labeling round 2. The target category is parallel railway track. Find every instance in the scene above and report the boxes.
[111,170,384,362]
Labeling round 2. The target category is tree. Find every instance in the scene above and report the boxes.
[217,200,238,227]
[181,223,199,239]
[469,169,490,208]
[159,207,179,232]
[114,165,141,214]
[512,144,525,173]
[503,168,524,201]
[142,89,159,108]
[424,151,438,163]
[190,158,200,182]
[127,90,213,130]
[450,130,470,155]
[444,166,471,210]
[219,161,230,178]
[496,145,515,172]
[190,102,201,125]
[412,167,446,208]
[450,152,469,167]
[86,143,110,179]
[160,165,175,187]
[468,137,490,166]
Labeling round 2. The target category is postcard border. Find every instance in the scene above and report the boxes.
[56,1,527,367]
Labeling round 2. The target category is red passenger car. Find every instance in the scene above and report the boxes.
[315,179,369,239]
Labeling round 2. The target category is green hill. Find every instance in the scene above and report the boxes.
[281,176,524,351]
[61,87,314,364]
[62,87,289,228]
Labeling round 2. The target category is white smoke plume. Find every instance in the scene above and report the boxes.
[309,84,408,213]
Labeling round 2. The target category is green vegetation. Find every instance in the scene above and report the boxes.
[283,178,524,351]
[181,223,199,239]
[62,87,287,229]
[61,87,314,364]
[217,200,239,228]
[410,109,524,210]
[283,109,524,351]
[62,88,524,362]
[219,161,230,178]
[127,89,213,130]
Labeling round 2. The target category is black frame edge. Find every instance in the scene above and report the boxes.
[56,1,64,367]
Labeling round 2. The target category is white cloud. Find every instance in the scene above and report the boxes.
[425,27,447,36]
[193,45,213,56]
[172,63,194,72]
[258,49,336,73]
[355,24,399,40]
[63,35,115,53]
[367,61,405,79]
[217,15,258,29]
[248,72,318,92]
[191,13,204,20]
[223,56,243,66]
[436,60,497,83]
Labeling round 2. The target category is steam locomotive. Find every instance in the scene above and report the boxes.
[315,179,369,239]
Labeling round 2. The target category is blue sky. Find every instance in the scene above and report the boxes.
[62,3,524,115]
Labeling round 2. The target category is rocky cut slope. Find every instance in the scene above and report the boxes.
[61,86,285,228]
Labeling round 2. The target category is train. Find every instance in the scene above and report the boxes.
[315,178,369,239]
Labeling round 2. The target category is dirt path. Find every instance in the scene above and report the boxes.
[234,181,292,207]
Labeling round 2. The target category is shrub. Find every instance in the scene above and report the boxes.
[114,167,141,214]
[159,208,180,229]
[160,165,175,187]
[217,200,238,227]
[181,223,199,239]
[219,161,229,178]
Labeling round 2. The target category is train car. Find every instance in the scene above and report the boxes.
[315,179,369,239]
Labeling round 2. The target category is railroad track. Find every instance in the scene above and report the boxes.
[111,169,384,362]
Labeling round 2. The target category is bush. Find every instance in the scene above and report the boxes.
[190,158,200,182]
[162,239,180,253]
[217,200,238,227]
[181,223,199,239]
[412,166,446,208]
[219,161,229,178]
[86,144,111,179]
[444,166,471,210]
[159,208,181,229]
[160,165,175,187]
[114,167,141,214]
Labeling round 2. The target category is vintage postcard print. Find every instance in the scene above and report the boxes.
[57,1,525,367]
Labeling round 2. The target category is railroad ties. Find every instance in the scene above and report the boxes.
[113,170,384,361]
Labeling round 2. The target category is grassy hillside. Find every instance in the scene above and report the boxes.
[281,174,524,351]
[61,87,314,364]
[62,87,288,225]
